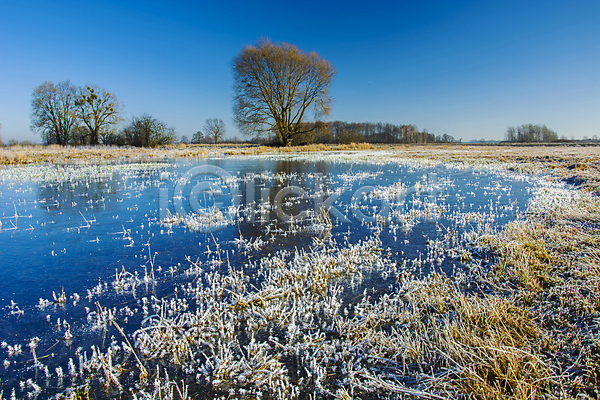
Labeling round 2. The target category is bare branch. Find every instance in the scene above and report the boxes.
[232,38,336,146]
[75,85,123,145]
[204,118,226,144]
[30,81,78,145]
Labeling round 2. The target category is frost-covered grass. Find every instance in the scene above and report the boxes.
[46,184,600,400]
[56,188,600,398]
[1,145,599,399]
[0,162,169,184]
[0,144,208,166]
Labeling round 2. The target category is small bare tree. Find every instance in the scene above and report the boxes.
[191,130,205,144]
[204,118,226,144]
[31,81,79,145]
[75,85,123,145]
[121,114,176,147]
[232,38,336,146]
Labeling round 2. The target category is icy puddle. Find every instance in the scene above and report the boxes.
[0,152,542,398]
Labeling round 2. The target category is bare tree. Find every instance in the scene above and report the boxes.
[505,126,516,142]
[204,118,226,144]
[71,125,90,145]
[232,38,336,146]
[191,131,205,144]
[0,122,3,146]
[31,81,78,145]
[75,85,123,145]
[121,114,176,147]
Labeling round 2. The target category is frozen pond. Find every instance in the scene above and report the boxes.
[0,152,536,398]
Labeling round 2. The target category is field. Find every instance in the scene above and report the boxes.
[2,143,600,188]
[1,144,599,399]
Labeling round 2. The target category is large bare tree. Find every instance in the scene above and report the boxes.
[232,38,336,146]
[204,118,226,144]
[75,85,122,145]
[31,81,78,145]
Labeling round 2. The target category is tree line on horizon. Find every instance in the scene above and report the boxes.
[26,78,457,147]
[250,120,457,145]
[22,39,568,148]
[504,124,559,143]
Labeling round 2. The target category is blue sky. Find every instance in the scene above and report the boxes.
[1,0,599,143]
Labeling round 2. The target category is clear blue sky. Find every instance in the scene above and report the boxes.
[1,0,599,143]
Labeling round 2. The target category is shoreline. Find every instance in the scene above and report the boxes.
[3,143,600,192]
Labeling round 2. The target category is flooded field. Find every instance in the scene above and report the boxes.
[0,150,593,399]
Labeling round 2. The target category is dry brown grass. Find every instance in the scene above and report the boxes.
[0,145,211,165]
[0,142,376,165]
[341,271,552,399]
[335,212,599,399]
[478,189,600,398]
